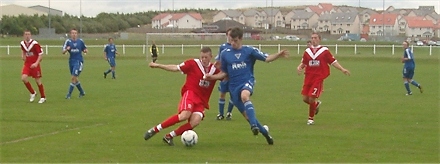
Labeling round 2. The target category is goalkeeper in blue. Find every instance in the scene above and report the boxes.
[401,41,423,95]
[205,27,289,145]
[103,37,118,79]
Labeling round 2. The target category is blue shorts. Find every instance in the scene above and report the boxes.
[403,67,414,79]
[107,57,116,67]
[218,80,229,93]
[229,80,255,113]
[69,60,83,77]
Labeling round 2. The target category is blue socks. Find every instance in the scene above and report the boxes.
[404,82,411,93]
[111,70,115,78]
[75,81,85,94]
[218,98,225,115]
[68,83,75,95]
[410,80,419,87]
[227,99,234,113]
[244,100,257,126]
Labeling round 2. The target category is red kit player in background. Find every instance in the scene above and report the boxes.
[143,47,220,146]
[20,30,46,104]
[297,32,350,125]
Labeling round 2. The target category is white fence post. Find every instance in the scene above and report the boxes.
[373,44,376,55]
[122,44,125,55]
[278,44,281,52]
[181,44,184,54]
[297,44,300,54]
[354,44,357,55]
[335,44,338,54]
[392,44,394,55]
[46,45,48,55]
[201,44,203,49]
[162,44,164,54]
[142,45,146,54]
[7,45,10,55]
[258,44,261,50]
[411,45,413,52]
[429,45,432,56]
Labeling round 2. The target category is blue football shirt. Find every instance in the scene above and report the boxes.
[215,42,231,61]
[63,39,87,62]
[104,43,117,58]
[403,48,415,68]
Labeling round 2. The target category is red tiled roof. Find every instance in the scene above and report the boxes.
[167,13,203,21]
[308,6,325,15]
[407,19,434,28]
[403,16,425,21]
[318,3,333,11]
[152,13,171,20]
[369,13,399,25]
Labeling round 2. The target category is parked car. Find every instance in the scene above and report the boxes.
[416,41,424,46]
[283,35,300,41]
[436,42,440,46]
[427,40,437,46]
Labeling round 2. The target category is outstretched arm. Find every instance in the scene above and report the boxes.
[331,61,350,75]
[149,62,179,72]
[204,71,227,81]
[265,49,289,63]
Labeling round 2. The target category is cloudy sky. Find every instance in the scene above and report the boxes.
[2,0,439,17]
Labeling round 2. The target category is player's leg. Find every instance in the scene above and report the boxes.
[21,66,37,102]
[306,81,323,125]
[110,58,116,79]
[103,58,112,78]
[226,99,234,120]
[255,120,273,145]
[239,82,259,135]
[402,68,412,95]
[407,69,422,93]
[144,91,194,141]
[72,62,85,97]
[152,53,158,63]
[163,110,203,146]
[217,81,227,120]
[32,66,46,103]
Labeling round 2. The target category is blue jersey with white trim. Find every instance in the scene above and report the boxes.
[215,42,231,61]
[220,45,268,88]
[63,38,87,62]
[104,43,117,58]
[403,48,415,68]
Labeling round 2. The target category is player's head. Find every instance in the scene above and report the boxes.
[199,47,213,66]
[23,30,32,41]
[229,27,243,49]
[70,28,78,40]
[108,37,114,44]
[310,32,321,47]
[402,41,410,49]
[152,40,156,45]
[307,40,312,48]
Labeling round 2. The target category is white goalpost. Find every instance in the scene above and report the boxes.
[145,33,226,61]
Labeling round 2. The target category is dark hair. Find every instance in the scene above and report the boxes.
[71,28,78,32]
[23,30,31,34]
[226,28,232,35]
[229,27,243,39]
[200,47,212,54]
[108,37,113,41]
[403,41,410,45]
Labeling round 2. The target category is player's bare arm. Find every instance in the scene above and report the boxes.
[83,49,88,53]
[21,51,26,61]
[204,71,227,81]
[331,62,350,76]
[30,53,43,68]
[265,49,289,63]
[62,46,70,54]
[297,63,306,75]
[149,62,179,72]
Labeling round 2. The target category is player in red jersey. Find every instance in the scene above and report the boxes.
[20,30,46,104]
[297,32,350,125]
[143,47,220,146]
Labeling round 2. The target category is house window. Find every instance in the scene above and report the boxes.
[305,19,308,21]
[419,28,422,30]
[333,24,336,26]
[320,21,323,23]
[277,21,282,26]
[293,19,296,22]
[277,16,280,19]
[347,24,350,27]
[346,30,350,33]
[325,20,328,23]
[187,20,189,22]
[372,26,375,29]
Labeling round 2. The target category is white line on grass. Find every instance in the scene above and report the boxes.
[0,123,105,145]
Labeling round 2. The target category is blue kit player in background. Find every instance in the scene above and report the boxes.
[205,27,289,145]
[215,28,235,120]
[103,37,118,79]
[401,41,423,95]
[62,28,87,99]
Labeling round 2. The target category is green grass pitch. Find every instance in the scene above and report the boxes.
[0,39,439,163]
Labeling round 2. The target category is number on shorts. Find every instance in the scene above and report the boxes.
[312,88,318,95]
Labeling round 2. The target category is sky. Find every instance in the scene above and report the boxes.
[2,0,440,17]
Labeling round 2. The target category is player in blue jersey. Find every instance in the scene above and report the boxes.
[215,28,235,120]
[103,37,118,79]
[62,28,88,99]
[401,41,423,95]
[205,27,289,145]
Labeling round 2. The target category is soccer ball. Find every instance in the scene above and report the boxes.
[181,130,198,147]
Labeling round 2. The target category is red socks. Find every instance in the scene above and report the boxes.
[154,114,180,132]
[308,102,318,120]
[24,82,35,94]
[173,122,193,137]
[38,84,45,98]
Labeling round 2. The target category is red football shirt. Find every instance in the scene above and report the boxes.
[20,39,43,64]
[301,45,336,79]
[177,59,219,109]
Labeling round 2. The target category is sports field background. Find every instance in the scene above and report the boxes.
[0,38,439,163]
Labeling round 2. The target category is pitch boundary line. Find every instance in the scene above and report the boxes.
[0,123,104,145]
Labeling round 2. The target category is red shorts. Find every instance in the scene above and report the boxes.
[178,90,205,118]
[22,64,42,78]
[301,75,324,98]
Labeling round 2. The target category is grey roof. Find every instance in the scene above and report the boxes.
[318,14,332,21]
[418,6,435,11]
[359,9,377,15]
[29,5,63,13]
[191,19,261,33]
[219,10,242,17]
[263,8,280,16]
[429,13,440,19]
[411,9,435,16]
[330,12,358,24]
[338,6,358,13]
[243,9,260,16]
[291,11,315,19]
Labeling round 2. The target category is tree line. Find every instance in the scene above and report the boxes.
[0,8,217,36]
